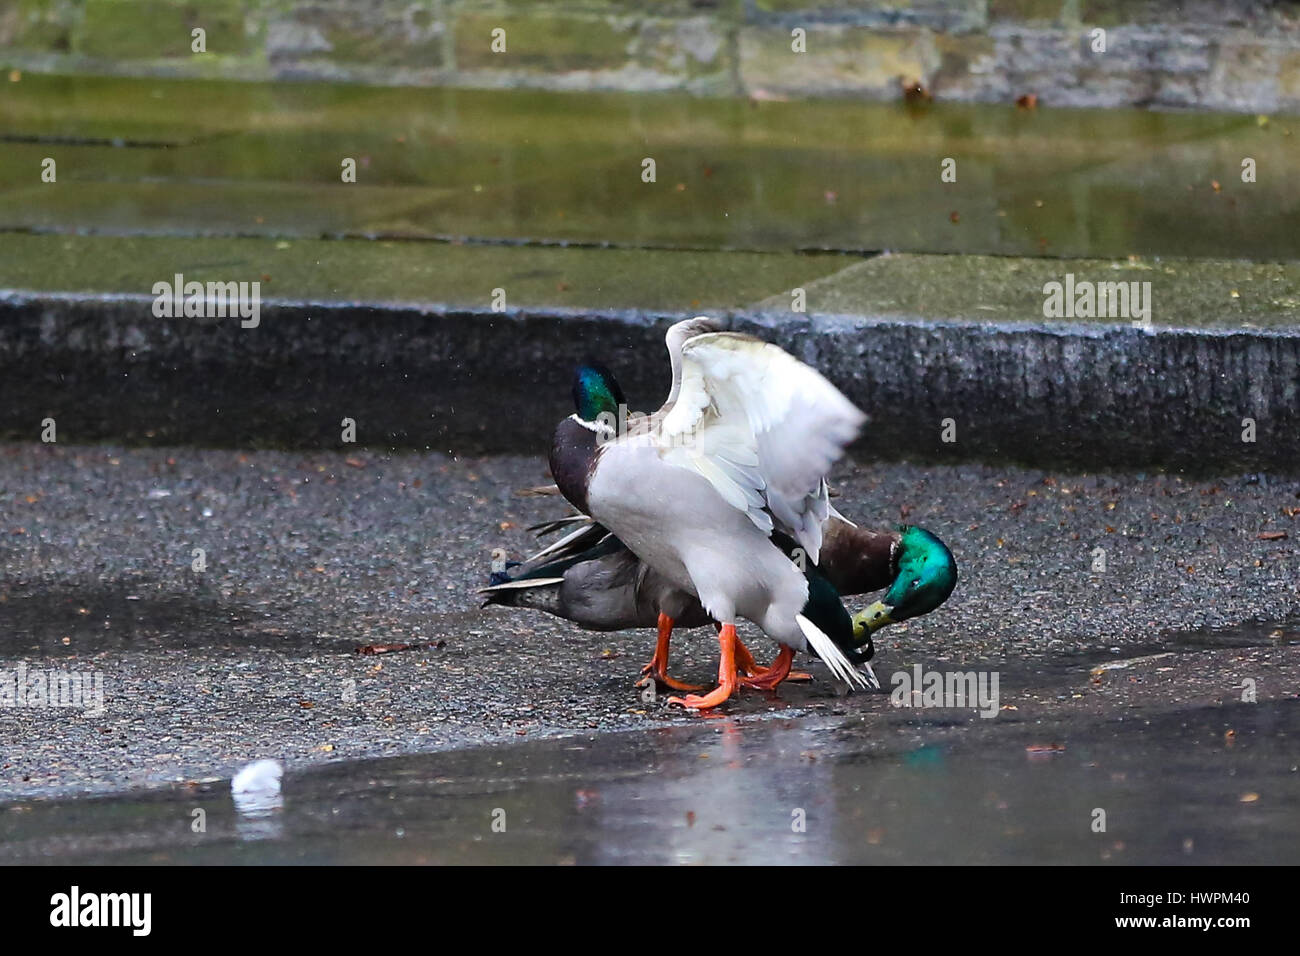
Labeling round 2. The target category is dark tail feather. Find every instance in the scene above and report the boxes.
[479,576,564,615]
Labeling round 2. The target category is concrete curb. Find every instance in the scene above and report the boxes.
[3,291,1297,473]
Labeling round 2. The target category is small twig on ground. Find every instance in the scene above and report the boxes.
[355,640,446,656]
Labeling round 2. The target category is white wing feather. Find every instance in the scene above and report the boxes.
[657,333,865,561]
[797,615,876,690]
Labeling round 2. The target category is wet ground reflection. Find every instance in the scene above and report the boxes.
[3,692,1295,864]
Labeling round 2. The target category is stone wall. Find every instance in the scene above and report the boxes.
[3,1,1299,112]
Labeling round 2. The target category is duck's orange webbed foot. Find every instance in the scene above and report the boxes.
[738,645,797,690]
[668,623,739,711]
[735,639,812,687]
[636,612,705,693]
[734,637,762,678]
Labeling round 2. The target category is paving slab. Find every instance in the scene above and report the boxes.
[0,233,852,310]
[763,252,1300,329]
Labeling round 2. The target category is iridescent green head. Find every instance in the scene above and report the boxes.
[852,526,957,639]
[571,363,625,424]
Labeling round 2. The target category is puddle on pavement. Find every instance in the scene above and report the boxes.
[1170,619,1300,650]
[1025,618,1300,678]
[3,74,1297,260]
[2,612,1295,864]
[2,690,1296,864]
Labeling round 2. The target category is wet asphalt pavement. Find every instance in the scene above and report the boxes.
[1,443,1298,862]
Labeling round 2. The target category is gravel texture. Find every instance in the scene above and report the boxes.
[1,442,1298,800]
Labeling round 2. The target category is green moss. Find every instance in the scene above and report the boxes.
[459,0,739,14]
[754,0,892,10]
[0,233,851,313]
[277,2,446,69]
[75,0,246,60]
[765,253,1300,329]
[1078,1,1160,27]
[988,0,1067,22]
[454,13,633,72]
[0,0,80,52]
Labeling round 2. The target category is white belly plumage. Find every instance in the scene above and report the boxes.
[587,442,810,649]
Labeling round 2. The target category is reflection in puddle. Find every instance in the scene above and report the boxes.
[232,759,285,841]
[233,803,285,843]
[2,694,1297,865]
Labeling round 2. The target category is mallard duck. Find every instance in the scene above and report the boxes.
[542,326,877,709]
[484,318,957,702]
[483,505,957,691]
[483,512,877,691]
[483,518,712,691]
[846,525,958,641]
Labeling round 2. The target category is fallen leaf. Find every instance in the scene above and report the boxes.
[356,641,437,655]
